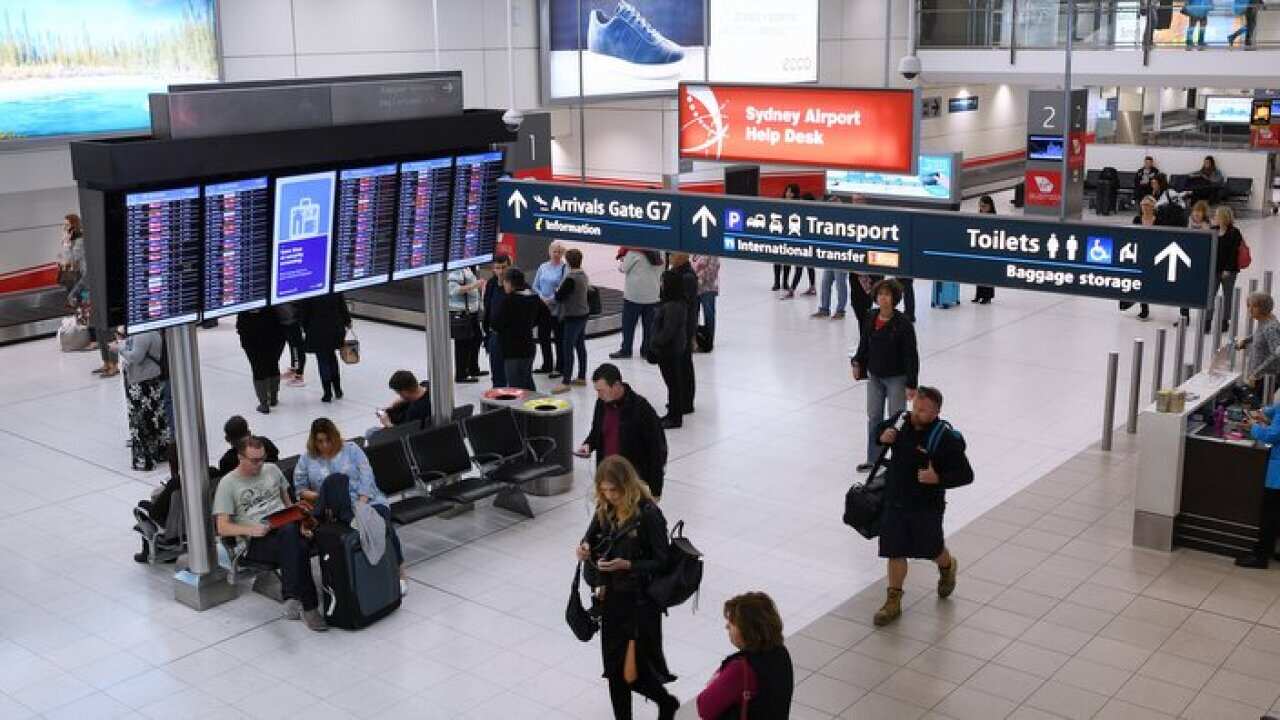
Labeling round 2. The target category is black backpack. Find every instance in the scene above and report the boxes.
[646,520,703,611]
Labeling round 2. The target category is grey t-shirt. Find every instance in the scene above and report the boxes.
[212,464,288,527]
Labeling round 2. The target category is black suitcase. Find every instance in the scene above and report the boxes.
[1095,179,1116,215]
[1012,181,1025,208]
[315,522,401,630]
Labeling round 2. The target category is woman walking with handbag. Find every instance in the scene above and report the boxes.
[299,293,351,402]
[696,592,794,719]
[575,456,680,720]
[448,267,484,383]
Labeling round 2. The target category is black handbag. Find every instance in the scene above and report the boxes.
[646,520,703,611]
[587,285,602,315]
[843,474,887,539]
[566,562,599,642]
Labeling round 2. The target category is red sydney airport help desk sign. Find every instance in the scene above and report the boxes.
[679,84,917,173]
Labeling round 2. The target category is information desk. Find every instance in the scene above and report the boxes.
[1135,369,1269,555]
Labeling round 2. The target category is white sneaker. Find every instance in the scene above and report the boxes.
[400,578,409,596]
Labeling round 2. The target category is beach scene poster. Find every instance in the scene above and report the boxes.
[0,0,217,140]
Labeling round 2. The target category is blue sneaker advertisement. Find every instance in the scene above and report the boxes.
[271,171,337,304]
[545,0,707,99]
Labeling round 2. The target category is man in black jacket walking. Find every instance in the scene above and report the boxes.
[870,386,973,627]
[576,363,669,498]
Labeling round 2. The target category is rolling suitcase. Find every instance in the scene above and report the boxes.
[314,522,400,630]
[1012,181,1025,208]
[1095,179,1116,216]
[931,281,960,309]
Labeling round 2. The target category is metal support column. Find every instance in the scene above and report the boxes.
[423,274,455,427]
[1102,351,1119,451]
[1173,316,1188,386]
[1193,309,1207,374]
[1152,327,1167,402]
[1060,0,1074,223]
[1210,295,1225,359]
[169,325,236,610]
[1229,287,1243,372]
[1246,278,1260,376]
[1127,339,1145,434]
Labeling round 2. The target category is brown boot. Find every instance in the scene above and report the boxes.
[938,557,958,598]
[873,587,904,627]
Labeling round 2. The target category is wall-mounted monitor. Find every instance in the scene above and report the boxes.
[826,153,961,205]
[448,152,504,270]
[271,171,336,304]
[332,164,398,292]
[1027,135,1065,161]
[124,186,202,332]
[393,158,454,280]
[1204,96,1253,125]
[0,0,218,141]
[202,177,270,319]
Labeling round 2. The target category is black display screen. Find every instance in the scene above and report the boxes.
[202,177,270,318]
[124,186,202,332]
[393,157,454,279]
[448,151,504,269]
[333,163,398,292]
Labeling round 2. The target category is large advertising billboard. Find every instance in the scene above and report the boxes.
[707,0,818,84]
[678,84,918,173]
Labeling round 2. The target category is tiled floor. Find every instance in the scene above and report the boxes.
[0,194,1273,718]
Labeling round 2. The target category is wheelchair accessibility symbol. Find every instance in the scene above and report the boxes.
[1086,236,1113,265]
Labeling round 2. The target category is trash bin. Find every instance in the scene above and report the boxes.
[480,387,534,413]
[517,396,574,496]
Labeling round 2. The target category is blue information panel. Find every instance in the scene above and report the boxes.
[912,213,1216,307]
[497,181,681,251]
[682,195,910,275]
[498,180,1218,308]
[271,171,337,304]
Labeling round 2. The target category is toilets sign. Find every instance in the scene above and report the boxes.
[498,180,1216,308]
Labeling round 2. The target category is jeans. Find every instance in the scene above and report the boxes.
[1186,16,1207,46]
[698,291,717,348]
[486,333,507,387]
[618,300,655,356]
[246,521,318,610]
[560,317,588,381]
[1229,8,1257,45]
[505,357,536,391]
[819,270,848,314]
[1205,271,1238,332]
[866,374,909,464]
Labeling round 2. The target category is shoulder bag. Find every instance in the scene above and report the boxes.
[1239,239,1253,270]
[645,519,703,611]
[565,562,599,642]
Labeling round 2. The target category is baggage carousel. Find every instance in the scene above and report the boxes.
[347,279,624,337]
[0,287,68,346]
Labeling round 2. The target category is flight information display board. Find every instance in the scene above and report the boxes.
[124,186,202,332]
[448,151,503,269]
[202,177,270,318]
[332,164,397,292]
[271,171,336,304]
[393,157,454,280]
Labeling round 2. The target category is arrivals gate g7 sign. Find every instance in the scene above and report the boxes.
[678,84,919,173]
[498,180,1217,309]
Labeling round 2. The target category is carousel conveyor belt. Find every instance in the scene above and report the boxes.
[347,279,624,338]
[0,287,68,346]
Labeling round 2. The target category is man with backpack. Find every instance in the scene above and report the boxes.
[870,386,974,627]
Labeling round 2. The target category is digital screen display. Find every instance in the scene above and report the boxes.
[202,177,270,319]
[1204,96,1253,125]
[393,158,454,280]
[271,171,336,304]
[332,164,397,292]
[826,154,959,204]
[1027,135,1065,161]
[706,0,817,84]
[0,0,218,140]
[124,186,202,332]
[448,152,504,269]
[544,0,707,100]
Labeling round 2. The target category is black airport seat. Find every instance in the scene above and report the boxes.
[1224,177,1252,203]
[366,437,453,524]
[1116,170,1136,189]
[366,418,426,447]
[1169,174,1189,192]
[462,408,561,518]
[406,422,503,506]
[450,404,475,423]
[1084,169,1101,192]
[276,454,299,483]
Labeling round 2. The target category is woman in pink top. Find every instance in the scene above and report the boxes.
[697,592,793,719]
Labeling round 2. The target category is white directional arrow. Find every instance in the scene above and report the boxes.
[507,189,528,220]
[1154,241,1192,282]
[691,205,716,239]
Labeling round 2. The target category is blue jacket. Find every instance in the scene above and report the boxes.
[1184,0,1212,18]
[1251,404,1280,490]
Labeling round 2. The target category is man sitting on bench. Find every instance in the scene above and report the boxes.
[213,436,327,632]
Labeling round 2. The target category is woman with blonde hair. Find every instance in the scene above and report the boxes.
[575,456,679,720]
[1206,205,1243,334]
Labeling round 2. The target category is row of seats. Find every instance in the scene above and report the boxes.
[1083,169,1253,207]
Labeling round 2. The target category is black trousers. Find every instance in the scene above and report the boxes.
[608,677,674,720]
[244,343,284,381]
[537,316,560,371]
[658,356,685,421]
[1255,488,1280,557]
[788,266,815,291]
[679,347,695,413]
[453,336,481,380]
[246,521,318,610]
[850,274,875,338]
[975,286,995,301]
[314,350,341,392]
[285,325,306,375]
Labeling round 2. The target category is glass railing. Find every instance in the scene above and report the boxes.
[918,1,1277,51]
